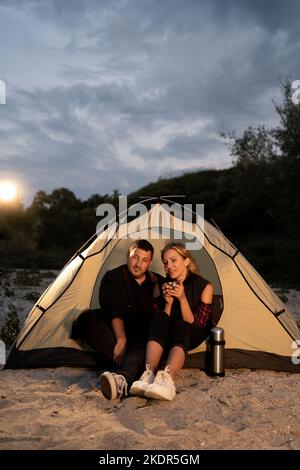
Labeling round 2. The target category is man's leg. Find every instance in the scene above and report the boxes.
[100,342,146,399]
[75,309,116,367]
[117,346,146,387]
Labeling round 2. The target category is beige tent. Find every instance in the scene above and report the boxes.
[5,201,300,372]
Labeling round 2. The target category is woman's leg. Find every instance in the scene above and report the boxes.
[145,320,193,401]
[146,310,171,372]
[165,324,209,379]
[145,340,164,373]
[165,345,186,380]
[164,319,193,379]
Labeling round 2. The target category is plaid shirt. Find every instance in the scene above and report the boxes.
[193,301,212,329]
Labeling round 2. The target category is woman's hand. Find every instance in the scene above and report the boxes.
[162,283,175,306]
[113,337,127,365]
[167,281,186,302]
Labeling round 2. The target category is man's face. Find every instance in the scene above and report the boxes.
[127,247,152,280]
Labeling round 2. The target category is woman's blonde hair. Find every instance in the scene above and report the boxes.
[161,242,201,276]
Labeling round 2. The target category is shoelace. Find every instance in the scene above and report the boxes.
[155,367,172,386]
[140,364,154,381]
[112,373,128,398]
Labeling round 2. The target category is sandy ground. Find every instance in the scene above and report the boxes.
[0,270,300,450]
[0,367,299,450]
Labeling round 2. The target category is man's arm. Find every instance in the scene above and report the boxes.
[100,268,127,323]
[111,318,127,365]
[100,267,128,364]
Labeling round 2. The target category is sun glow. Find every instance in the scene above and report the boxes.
[0,181,18,202]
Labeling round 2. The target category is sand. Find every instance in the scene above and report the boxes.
[0,270,300,450]
[0,367,299,450]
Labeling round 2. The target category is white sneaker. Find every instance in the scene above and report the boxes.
[130,364,155,397]
[144,366,176,401]
[100,372,128,400]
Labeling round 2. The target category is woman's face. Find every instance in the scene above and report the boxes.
[162,248,189,282]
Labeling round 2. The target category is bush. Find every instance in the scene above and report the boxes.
[0,244,71,270]
[23,291,40,302]
[14,270,41,286]
[0,304,20,347]
[238,237,300,287]
[40,271,56,279]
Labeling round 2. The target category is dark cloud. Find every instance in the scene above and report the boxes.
[220,0,300,37]
[0,0,300,205]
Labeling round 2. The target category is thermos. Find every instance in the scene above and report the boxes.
[207,327,225,377]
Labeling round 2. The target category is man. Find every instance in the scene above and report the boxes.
[73,239,162,400]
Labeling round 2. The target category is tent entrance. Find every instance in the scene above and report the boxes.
[90,231,223,312]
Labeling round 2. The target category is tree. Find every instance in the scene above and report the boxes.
[221,125,276,169]
[220,77,300,244]
[27,188,83,249]
[84,193,108,209]
[272,78,300,161]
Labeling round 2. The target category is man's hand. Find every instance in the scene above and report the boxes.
[113,338,127,365]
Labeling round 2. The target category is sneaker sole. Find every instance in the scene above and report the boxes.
[145,389,175,401]
[100,373,117,400]
[129,384,147,397]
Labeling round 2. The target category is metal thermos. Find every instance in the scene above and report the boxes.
[207,327,225,377]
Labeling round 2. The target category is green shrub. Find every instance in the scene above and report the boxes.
[0,243,71,270]
[0,304,20,347]
[14,270,41,286]
[23,291,40,302]
[4,286,14,297]
[40,271,56,279]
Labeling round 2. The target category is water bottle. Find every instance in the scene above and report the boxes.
[207,327,225,377]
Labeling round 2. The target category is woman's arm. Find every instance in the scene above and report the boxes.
[178,294,195,323]
[201,283,214,303]
[168,282,194,323]
[193,283,214,328]
[170,281,214,324]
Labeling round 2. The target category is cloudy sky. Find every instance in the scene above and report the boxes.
[0,0,300,205]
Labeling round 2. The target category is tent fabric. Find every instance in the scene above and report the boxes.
[5,202,300,372]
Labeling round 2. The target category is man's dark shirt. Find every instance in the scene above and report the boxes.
[99,264,163,341]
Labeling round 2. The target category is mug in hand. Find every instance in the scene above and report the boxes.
[166,281,177,289]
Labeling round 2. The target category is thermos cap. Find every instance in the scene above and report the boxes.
[210,327,225,342]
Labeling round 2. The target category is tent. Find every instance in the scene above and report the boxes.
[5,199,300,372]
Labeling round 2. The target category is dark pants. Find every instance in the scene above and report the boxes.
[73,309,146,386]
[148,310,209,358]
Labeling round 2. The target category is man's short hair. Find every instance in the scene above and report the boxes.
[128,239,154,259]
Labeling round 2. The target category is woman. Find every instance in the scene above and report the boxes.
[130,242,214,401]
